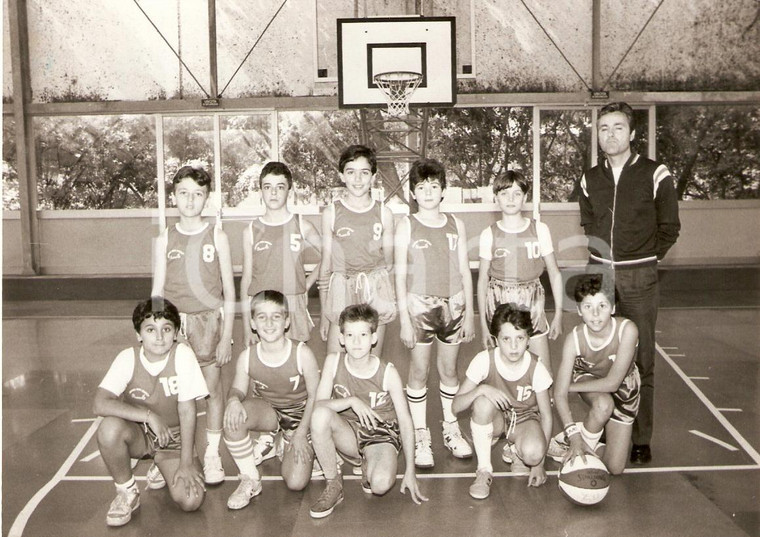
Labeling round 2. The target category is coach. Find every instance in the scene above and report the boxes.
[577,102,681,465]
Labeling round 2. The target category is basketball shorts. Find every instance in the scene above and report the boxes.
[499,406,540,439]
[142,423,183,459]
[270,399,307,433]
[180,308,223,366]
[325,268,397,325]
[249,293,313,343]
[486,277,549,338]
[340,418,402,463]
[407,290,466,345]
[573,366,641,425]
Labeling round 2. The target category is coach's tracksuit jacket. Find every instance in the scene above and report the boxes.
[578,152,680,268]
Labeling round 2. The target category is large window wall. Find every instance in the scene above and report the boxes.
[4,103,758,214]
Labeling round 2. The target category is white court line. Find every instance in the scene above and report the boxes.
[689,430,739,452]
[79,450,100,463]
[659,346,678,350]
[717,408,743,413]
[688,376,710,380]
[9,417,102,537]
[668,354,686,357]
[71,418,96,423]
[657,343,760,465]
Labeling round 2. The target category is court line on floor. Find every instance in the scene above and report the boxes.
[689,430,739,451]
[657,343,760,465]
[8,417,102,537]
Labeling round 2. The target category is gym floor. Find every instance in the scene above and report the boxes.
[3,274,759,537]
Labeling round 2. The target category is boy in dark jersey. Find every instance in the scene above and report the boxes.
[394,158,475,468]
[549,274,640,475]
[94,297,208,527]
[309,304,427,519]
[477,170,563,365]
[319,145,396,357]
[453,304,553,499]
[223,290,321,509]
[240,161,323,345]
[151,164,236,485]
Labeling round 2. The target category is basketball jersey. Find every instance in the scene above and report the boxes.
[247,339,308,408]
[163,223,224,313]
[248,215,307,296]
[486,220,546,283]
[331,353,397,424]
[572,318,636,378]
[405,213,463,297]
[123,344,180,428]
[330,200,385,275]
[482,349,541,415]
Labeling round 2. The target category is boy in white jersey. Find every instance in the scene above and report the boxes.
[309,304,428,519]
[222,290,321,509]
[240,162,323,345]
[394,158,475,468]
[152,164,236,485]
[94,298,208,527]
[550,274,640,475]
[319,145,396,357]
[477,170,564,367]
[453,304,553,499]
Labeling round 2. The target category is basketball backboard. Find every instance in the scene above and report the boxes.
[336,16,457,109]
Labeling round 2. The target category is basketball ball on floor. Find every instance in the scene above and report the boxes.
[558,454,610,506]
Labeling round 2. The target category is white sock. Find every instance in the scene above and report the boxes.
[439,382,459,424]
[206,429,222,455]
[115,476,137,492]
[580,423,603,450]
[224,436,260,479]
[406,385,428,430]
[470,420,494,473]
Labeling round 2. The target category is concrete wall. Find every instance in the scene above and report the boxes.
[4,200,759,276]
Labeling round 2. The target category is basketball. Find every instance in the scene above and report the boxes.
[558,455,610,506]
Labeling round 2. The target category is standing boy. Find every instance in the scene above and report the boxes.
[94,297,207,527]
[240,161,323,346]
[453,304,553,499]
[309,304,427,519]
[394,158,475,468]
[319,145,396,357]
[477,170,564,365]
[223,290,321,509]
[549,274,640,475]
[578,102,680,464]
[152,164,236,485]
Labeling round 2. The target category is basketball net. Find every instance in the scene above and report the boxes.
[373,71,423,117]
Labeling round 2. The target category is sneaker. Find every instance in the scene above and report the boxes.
[227,474,263,510]
[360,458,371,494]
[501,443,529,475]
[468,469,493,500]
[501,442,515,464]
[547,434,569,463]
[145,463,166,490]
[106,486,140,527]
[309,478,344,519]
[252,433,277,465]
[203,452,225,485]
[414,428,434,468]
[442,420,473,459]
[312,456,344,478]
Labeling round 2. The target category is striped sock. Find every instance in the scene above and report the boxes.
[406,385,428,430]
[224,436,260,479]
[439,382,459,424]
[115,475,137,493]
[580,423,603,450]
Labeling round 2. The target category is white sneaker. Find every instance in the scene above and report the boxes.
[145,463,166,490]
[442,420,473,459]
[414,428,434,468]
[106,485,140,527]
[468,469,492,500]
[507,445,530,476]
[547,434,569,463]
[253,433,277,465]
[227,474,263,510]
[203,452,225,485]
[501,441,515,464]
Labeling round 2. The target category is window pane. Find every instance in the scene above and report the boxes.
[657,105,760,200]
[278,110,362,206]
[539,109,592,202]
[427,107,533,203]
[163,116,215,207]
[220,114,272,208]
[34,115,157,209]
[3,115,18,210]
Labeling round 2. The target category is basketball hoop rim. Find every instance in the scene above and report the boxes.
[373,71,423,83]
